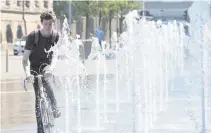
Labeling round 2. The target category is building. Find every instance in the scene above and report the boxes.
[139,1,193,35]
[1,0,53,48]
[141,1,193,21]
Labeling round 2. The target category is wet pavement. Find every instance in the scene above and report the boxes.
[1,74,211,133]
[1,75,117,133]
[1,81,36,132]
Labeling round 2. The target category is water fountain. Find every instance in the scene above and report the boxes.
[188,1,211,133]
[48,1,211,133]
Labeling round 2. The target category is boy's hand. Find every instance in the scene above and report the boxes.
[26,75,34,83]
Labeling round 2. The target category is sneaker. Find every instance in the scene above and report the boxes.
[53,110,61,118]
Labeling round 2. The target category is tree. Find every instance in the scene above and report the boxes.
[117,1,140,34]
[97,1,140,47]
[72,1,99,38]
[53,1,99,38]
[53,1,70,22]
[53,0,140,41]
[53,1,69,19]
[104,1,119,45]
[95,1,107,28]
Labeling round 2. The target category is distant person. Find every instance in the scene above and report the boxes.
[96,29,104,48]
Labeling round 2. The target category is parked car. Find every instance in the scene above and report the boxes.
[13,40,26,55]
[13,36,27,56]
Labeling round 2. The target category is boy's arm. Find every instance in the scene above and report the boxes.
[22,31,35,76]
[22,50,31,77]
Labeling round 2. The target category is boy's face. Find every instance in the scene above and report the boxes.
[41,19,54,32]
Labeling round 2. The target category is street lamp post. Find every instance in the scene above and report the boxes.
[160,9,164,21]
[22,0,27,35]
[142,0,145,16]
[68,1,72,31]
[6,43,8,72]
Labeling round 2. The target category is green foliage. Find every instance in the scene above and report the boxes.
[97,1,140,36]
[98,1,140,18]
[119,1,141,15]
[53,0,141,37]
[53,1,69,19]
[72,1,100,18]
[53,1,141,20]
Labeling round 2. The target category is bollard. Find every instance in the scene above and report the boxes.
[6,43,9,72]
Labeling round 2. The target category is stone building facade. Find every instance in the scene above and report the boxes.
[1,0,53,48]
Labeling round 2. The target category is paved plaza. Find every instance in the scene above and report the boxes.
[1,55,211,133]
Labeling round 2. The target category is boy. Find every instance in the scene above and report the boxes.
[22,10,61,133]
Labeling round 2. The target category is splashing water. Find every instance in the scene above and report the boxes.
[49,1,211,133]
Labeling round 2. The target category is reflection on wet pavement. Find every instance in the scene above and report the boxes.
[1,81,36,130]
[0,75,115,133]
[2,74,209,133]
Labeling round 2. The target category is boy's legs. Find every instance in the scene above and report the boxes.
[35,64,61,118]
[30,67,45,133]
[42,75,61,118]
[33,78,45,133]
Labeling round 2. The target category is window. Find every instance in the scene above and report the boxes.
[44,1,48,8]
[17,0,21,6]
[35,1,39,8]
[6,0,10,5]
[6,24,13,43]
[25,0,30,8]
[17,25,23,39]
